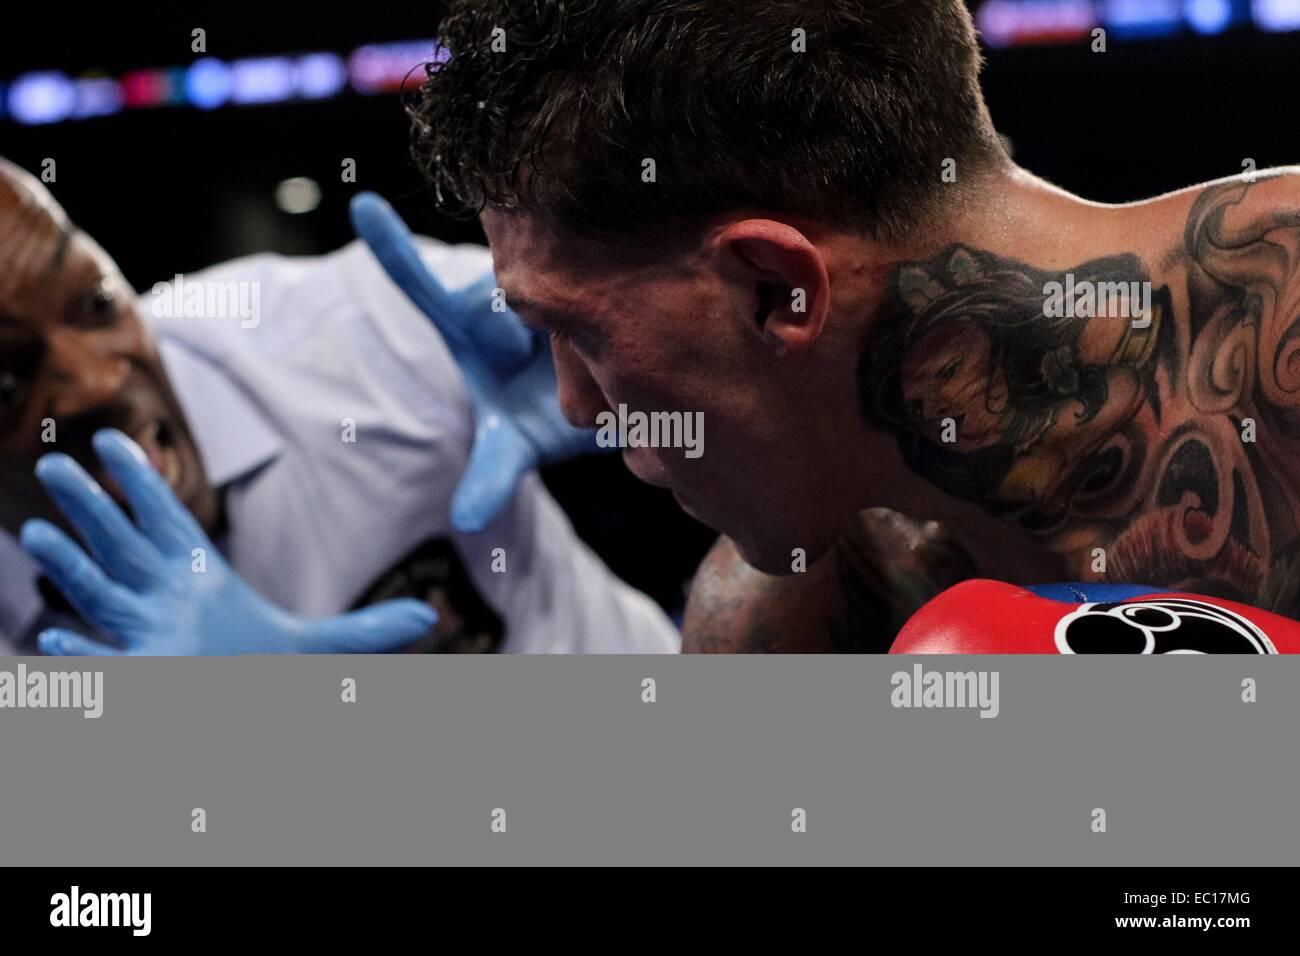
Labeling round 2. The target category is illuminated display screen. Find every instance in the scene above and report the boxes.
[1,39,440,125]
[977,0,1296,47]
[4,3,1299,124]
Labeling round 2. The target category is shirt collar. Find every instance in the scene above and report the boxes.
[158,338,283,489]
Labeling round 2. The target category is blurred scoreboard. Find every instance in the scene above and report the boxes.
[976,0,1300,46]
[0,39,441,125]
[5,3,1300,126]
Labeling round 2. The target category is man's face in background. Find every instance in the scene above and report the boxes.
[0,161,218,535]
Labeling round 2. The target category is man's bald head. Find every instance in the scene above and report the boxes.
[0,155,63,206]
[0,158,218,535]
[0,158,74,305]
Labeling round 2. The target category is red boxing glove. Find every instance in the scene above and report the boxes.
[890,580,1300,654]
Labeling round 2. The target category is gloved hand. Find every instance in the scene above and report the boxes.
[21,429,437,656]
[889,579,1300,654]
[350,192,604,532]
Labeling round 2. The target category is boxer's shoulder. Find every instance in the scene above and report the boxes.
[1135,167,1300,254]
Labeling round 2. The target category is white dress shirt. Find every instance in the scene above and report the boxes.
[0,237,679,654]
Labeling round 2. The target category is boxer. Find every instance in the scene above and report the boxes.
[402,0,1300,649]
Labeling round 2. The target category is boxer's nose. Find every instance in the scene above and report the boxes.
[552,337,610,429]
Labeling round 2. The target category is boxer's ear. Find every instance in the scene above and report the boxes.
[716,220,829,357]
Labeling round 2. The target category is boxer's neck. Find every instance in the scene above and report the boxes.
[850,164,1166,570]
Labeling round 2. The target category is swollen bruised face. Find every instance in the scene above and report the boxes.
[0,160,218,535]
[480,206,868,574]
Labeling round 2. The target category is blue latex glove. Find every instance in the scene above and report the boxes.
[350,192,605,532]
[21,429,437,656]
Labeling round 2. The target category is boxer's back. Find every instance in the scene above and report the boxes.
[1059,173,1300,616]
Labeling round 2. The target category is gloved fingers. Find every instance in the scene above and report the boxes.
[31,453,159,589]
[510,354,604,463]
[38,628,125,657]
[451,413,538,533]
[93,429,206,556]
[350,193,534,371]
[351,193,477,352]
[306,599,439,654]
[458,271,537,370]
[20,519,137,629]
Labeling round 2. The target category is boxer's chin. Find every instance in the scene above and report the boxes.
[729,531,807,577]
[732,513,844,576]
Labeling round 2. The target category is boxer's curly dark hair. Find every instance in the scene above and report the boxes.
[408,0,1005,244]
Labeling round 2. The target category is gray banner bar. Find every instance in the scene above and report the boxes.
[0,656,1293,866]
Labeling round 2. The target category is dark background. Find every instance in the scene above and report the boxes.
[3,2,1298,616]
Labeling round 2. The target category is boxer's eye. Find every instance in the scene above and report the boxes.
[549,325,593,354]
